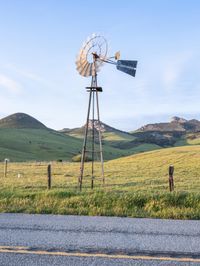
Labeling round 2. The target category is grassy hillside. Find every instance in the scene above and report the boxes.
[65,130,135,144]
[0,113,165,161]
[3,113,200,162]
[175,132,200,146]
[102,131,135,143]
[64,123,135,142]
[0,128,83,161]
[63,122,162,157]
[105,145,200,193]
[2,145,199,192]
[0,128,161,162]
[0,145,200,219]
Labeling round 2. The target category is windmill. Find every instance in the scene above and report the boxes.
[76,33,137,191]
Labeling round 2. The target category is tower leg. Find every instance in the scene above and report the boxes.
[91,89,95,189]
[96,90,105,184]
[79,89,92,191]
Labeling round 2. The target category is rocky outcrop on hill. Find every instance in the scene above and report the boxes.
[138,117,200,133]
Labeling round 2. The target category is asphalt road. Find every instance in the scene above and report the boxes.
[0,213,199,265]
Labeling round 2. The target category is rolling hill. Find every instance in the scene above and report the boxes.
[0,113,47,129]
[61,119,135,142]
[0,113,83,161]
[61,120,162,157]
[128,116,200,148]
[63,116,200,150]
[0,128,83,162]
[1,113,200,162]
[61,116,200,158]
[0,113,160,162]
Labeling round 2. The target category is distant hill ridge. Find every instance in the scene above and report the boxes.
[61,119,132,135]
[137,116,200,133]
[0,113,46,129]
[2,113,200,134]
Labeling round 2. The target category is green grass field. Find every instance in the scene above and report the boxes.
[0,145,200,219]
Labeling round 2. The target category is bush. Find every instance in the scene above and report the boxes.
[71,154,92,162]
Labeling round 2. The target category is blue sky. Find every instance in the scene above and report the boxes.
[0,0,200,131]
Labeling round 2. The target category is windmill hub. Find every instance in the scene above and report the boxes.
[92,52,99,60]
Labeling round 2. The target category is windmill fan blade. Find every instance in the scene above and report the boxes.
[83,63,91,77]
[76,59,86,69]
[116,60,137,77]
[80,62,90,76]
[76,60,88,72]
[75,34,108,77]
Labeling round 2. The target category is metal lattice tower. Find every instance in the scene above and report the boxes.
[76,33,137,190]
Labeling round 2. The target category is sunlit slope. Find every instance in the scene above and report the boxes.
[175,132,200,146]
[104,145,200,192]
[63,122,136,143]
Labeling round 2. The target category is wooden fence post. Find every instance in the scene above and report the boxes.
[169,165,174,192]
[47,164,51,189]
[4,159,8,178]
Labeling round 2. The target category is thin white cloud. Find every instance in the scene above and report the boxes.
[0,74,22,93]
[5,63,46,83]
[4,63,58,92]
